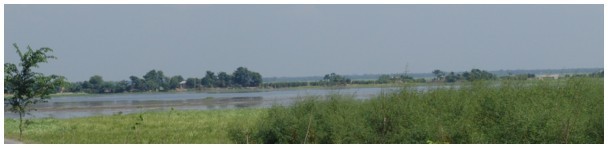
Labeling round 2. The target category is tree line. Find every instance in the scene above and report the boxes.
[431,69,497,83]
[63,67,262,94]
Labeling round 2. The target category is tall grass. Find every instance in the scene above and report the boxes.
[230,78,603,144]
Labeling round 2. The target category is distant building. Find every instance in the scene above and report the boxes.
[179,81,187,89]
[536,74,560,80]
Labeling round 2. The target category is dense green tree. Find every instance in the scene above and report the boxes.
[250,71,263,87]
[445,72,459,83]
[186,78,200,89]
[49,75,68,93]
[115,80,130,93]
[88,75,104,91]
[129,76,146,91]
[4,43,62,140]
[100,81,114,93]
[463,69,496,81]
[217,72,232,88]
[168,75,185,89]
[201,71,217,88]
[232,67,263,87]
[143,70,169,91]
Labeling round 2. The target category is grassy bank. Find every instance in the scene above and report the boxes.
[4,109,265,144]
[4,78,603,143]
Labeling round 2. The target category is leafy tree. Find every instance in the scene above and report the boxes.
[168,75,185,89]
[101,81,115,93]
[185,78,200,89]
[129,76,146,92]
[217,72,232,88]
[115,80,131,93]
[4,43,62,140]
[143,70,169,91]
[50,75,68,93]
[445,72,459,83]
[432,69,445,81]
[88,75,104,92]
[463,69,496,81]
[250,72,262,87]
[201,71,217,88]
[232,67,262,87]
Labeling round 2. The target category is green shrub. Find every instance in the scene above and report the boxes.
[235,78,603,144]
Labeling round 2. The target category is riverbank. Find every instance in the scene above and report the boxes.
[4,78,602,143]
[4,108,266,143]
[4,82,424,99]
[3,79,560,99]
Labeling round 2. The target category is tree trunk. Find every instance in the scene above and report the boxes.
[18,110,24,141]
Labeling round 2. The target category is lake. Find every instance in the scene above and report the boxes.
[4,86,450,119]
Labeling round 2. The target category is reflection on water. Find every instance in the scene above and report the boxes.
[4,86,449,119]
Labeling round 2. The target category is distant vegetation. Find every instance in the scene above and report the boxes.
[15,67,603,94]
[431,69,497,83]
[62,67,262,93]
[262,68,604,83]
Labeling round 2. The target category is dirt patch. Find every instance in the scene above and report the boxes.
[4,138,23,144]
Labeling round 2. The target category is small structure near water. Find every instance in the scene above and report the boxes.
[536,74,560,80]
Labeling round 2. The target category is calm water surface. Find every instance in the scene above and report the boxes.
[4,86,450,119]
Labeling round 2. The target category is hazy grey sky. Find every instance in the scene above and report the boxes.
[4,5,603,81]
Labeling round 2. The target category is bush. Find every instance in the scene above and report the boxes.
[231,78,603,144]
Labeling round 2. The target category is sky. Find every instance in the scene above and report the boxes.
[4,5,604,81]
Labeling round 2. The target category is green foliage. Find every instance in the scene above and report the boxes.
[168,75,184,89]
[185,78,201,89]
[201,71,217,88]
[4,43,62,140]
[232,67,263,87]
[236,78,603,144]
[444,72,459,83]
[432,69,497,83]
[320,73,351,86]
[143,70,169,91]
[216,72,232,88]
[463,69,496,81]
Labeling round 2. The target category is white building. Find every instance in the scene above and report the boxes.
[536,74,560,80]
